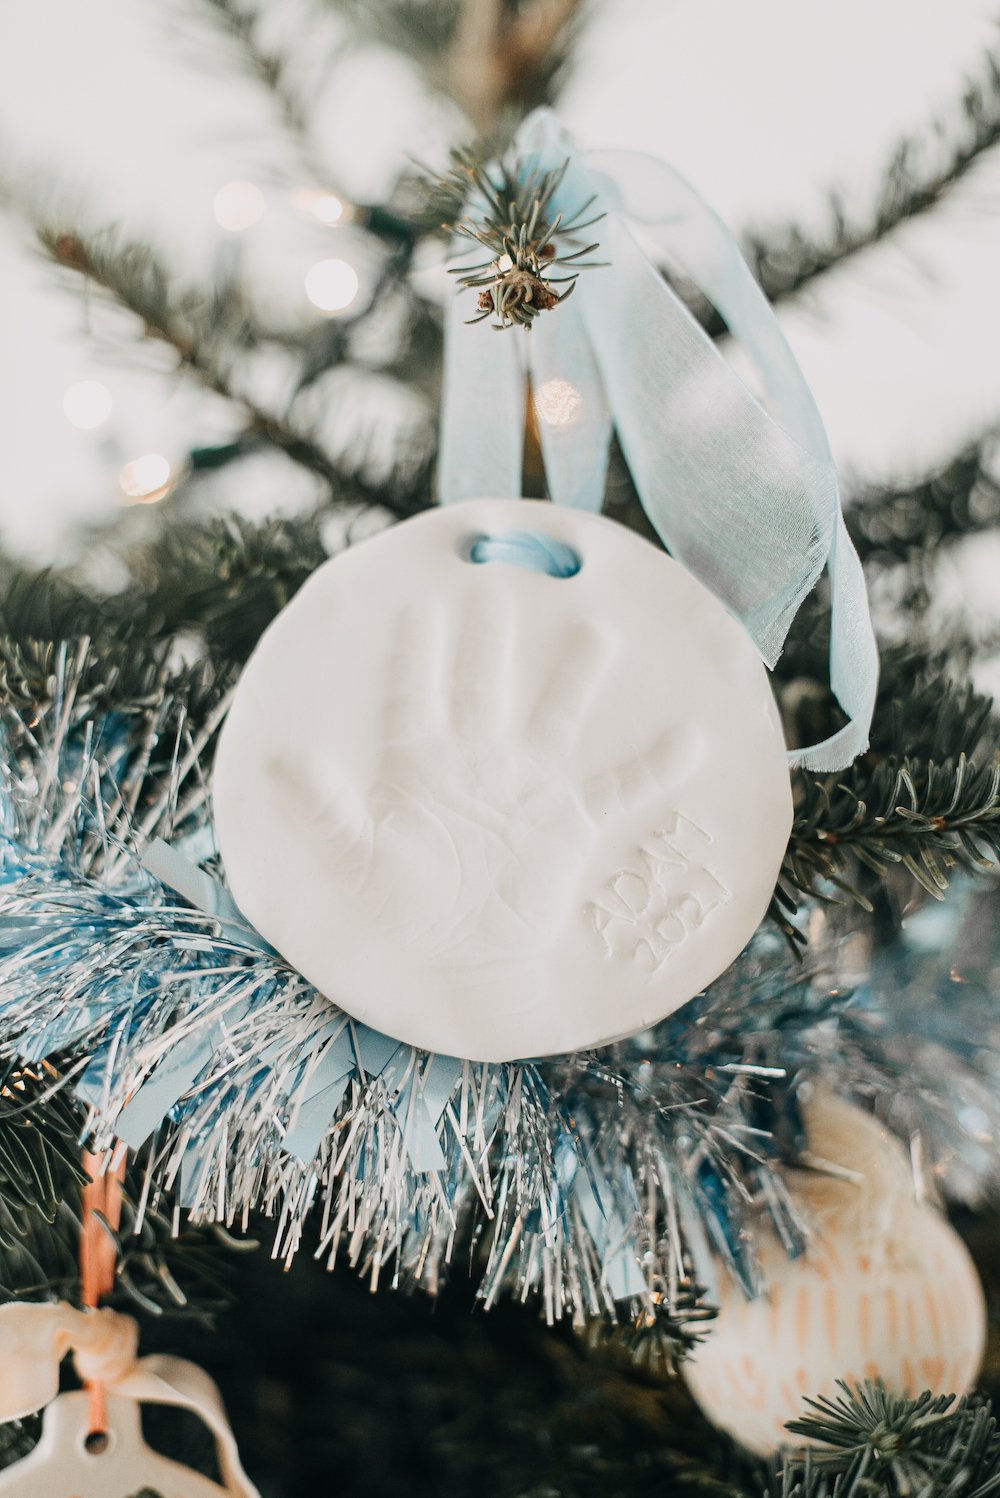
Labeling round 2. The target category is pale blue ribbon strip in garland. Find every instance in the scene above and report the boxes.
[438,109,878,773]
[140,837,274,955]
[92,840,457,1177]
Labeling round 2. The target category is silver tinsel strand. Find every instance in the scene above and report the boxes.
[1,641,999,1340]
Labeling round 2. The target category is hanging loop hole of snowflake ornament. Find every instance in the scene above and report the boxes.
[84,1427,112,1456]
[461,528,582,577]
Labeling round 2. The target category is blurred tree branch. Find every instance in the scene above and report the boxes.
[445,0,582,132]
[743,43,1000,308]
[28,221,425,514]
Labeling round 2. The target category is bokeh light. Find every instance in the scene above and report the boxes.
[213,180,265,232]
[62,379,113,430]
[534,378,582,429]
[291,188,348,225]
[314,194,344,225]
[120,452,173,503]
[305,257,359,313]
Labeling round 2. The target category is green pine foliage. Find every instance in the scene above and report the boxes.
[0,1068,241,1318]
[773,659,1000,945]
[746,50,1000,307]
[445,151,604,327]
[2,3,1000,1491]
[779,1382,1000,1498]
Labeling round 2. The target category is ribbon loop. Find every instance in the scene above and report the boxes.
[0,1302,260,1497]
[439,299,527,505]
[438,108,878,773]
[0,1304,135,1423]
[0,1303,79,1422]
[528,297,611,513]
[72,1307,139,1389]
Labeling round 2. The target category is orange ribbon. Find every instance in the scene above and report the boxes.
[80,1146,127,1436]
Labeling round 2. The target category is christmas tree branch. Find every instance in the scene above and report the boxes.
[122,510,335,667]
[444,0,582,132]
[849,432,1000,566]
[445,150,604,327]
[781,1381,1000,1498]
[0,511,342,711]
[36,223,353,496]
[193,0,317,156]
[772,665,1000,944]
[777,750,1000,923]
[325,0,582,132]
[190,0,422,274]
[0,1069,242,1321]
[0,578,227,724]
[1,200,425,513]
[320,0,463,64]
[745,43,1000,307]
[0,1068,87,1257]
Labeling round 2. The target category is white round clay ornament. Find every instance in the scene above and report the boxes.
[213,499,792,1062]
[683,1090,987,1456]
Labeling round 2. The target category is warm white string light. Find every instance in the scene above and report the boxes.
[119,453,173,504]
[534,378,582,429]
[213,180,265,233]
[62,380,113,431]
[312,193,346,225]
[290,187,349,225]
[305,257,359,313]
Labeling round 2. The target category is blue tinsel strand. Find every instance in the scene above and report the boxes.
[0,641,998,1335]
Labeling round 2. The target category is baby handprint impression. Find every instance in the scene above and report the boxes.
[214,498,795,1058]
[273,597,726,972]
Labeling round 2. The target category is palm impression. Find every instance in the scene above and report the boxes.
[213,499,793,1061]
[272,600,717,969]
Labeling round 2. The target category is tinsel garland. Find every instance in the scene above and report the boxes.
[0,642,998,1341]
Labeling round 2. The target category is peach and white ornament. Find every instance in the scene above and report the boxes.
[683,1089,986,1456]
[0,1303,259,1497]
[213,498,792,1063]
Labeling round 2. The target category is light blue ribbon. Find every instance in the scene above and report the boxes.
[469,530,581,577]
[438,109,878,772]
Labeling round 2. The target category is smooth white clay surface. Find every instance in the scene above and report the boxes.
[683,1091,987,1457]
[213,499,793,1062]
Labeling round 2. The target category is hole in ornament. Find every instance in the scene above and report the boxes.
[461,531,582,578]
[84,1429,111,1455]
[142,1402,225,1485]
